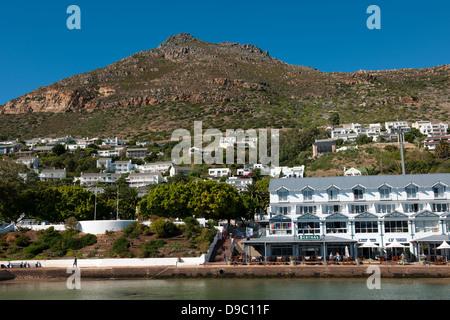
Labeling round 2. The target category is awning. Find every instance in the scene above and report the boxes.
[410,234,450,243]
[243,235,357,245]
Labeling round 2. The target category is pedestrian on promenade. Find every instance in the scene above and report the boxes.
[73,257,77,268]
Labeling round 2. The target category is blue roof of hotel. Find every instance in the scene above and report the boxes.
[268,173,450,191]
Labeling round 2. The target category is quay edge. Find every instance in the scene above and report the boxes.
[3,265,450,280]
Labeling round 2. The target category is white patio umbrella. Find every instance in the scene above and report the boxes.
[344,246,350,258]
[436,241,450,249]
[361,240,378,248]
[386,239,407,257]
[386,239,407,248]
[361,240,379,259]
[435,241,450,262]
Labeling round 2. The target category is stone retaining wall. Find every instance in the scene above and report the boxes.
[3,265,450,280]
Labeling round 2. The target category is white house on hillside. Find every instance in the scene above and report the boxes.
[208,168,231,178]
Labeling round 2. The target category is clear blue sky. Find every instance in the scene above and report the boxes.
[0,0,448,105]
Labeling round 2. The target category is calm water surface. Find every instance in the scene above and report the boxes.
[0,278,449,300]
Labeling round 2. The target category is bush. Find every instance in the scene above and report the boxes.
[65,217,79,231]
[135,239,166,258]
[112,237,130,256]
[23,242,49,259]
[122,222,149,238]
[151,218,179,238]
[80,234,97,247]
[14,235,30,247]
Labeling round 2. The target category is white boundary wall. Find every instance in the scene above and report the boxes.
[78,220,135,234]
[1,255,206,268]
[15,220,136,234]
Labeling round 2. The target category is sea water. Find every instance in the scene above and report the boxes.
[0,278,449,300]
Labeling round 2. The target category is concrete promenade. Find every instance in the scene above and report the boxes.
[2,263,450,281]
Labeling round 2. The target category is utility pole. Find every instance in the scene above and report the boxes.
[94,187,97,220]
[116,184,119,220]
[397,127,406,175]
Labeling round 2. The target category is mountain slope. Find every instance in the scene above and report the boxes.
[0,33,448,139]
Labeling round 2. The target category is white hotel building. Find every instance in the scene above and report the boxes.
[244,173,450,262]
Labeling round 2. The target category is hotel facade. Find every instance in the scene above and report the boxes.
[244,173,450,262]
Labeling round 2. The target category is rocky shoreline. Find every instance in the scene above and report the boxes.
[2,264,450,281]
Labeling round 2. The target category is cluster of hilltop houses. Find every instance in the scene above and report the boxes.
[328,120,448,145]
[310,120,449,158]
[0,135,306,195]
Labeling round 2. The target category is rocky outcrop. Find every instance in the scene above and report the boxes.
[2,88,98,114]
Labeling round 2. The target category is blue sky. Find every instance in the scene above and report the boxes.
[0,0,449,105]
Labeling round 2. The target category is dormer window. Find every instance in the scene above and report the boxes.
[303,188,314,201]
[433,184,445,199]
[379,186,391,200]
[353,186,365,200]
[406,185,418,199]
[278,188,289,202]
[327,187,339,201]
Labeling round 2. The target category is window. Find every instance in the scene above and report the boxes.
[278,189,288,202]
[379,186,391,200]
[415,220,439,233]
[385,220,408,233]
[377,204,396,213]
[274,207,291,215]
[299,206,316,214]
[303,188,313,201]
[297,222,320,234]
[432,203,448,212]
[270,222,292,235]
[326,221,347,234]
[353,187,365,200]
[433,185,445,199]
[271,245,293,256]
[324,205,340,214]
[355,221,379,233]
[406,185,418,199]
[403,203,423,213]
[328,188,339,201]
[351,205,368,214]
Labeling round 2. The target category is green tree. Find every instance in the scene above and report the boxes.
[0,159,31,222]
[279,127,329,166]
[20,187,63,222]
[52,143,66,156]
[329,113,340,126]
[355,135,373,145]
[58,186,95,220]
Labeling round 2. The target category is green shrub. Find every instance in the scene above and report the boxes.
[112,237,130,256]
[64,217,79,231]
[135,239,166,258]
[151,218,179,238]
[23,242,49,258]
[80,234,97,247]
[14,235,30,247]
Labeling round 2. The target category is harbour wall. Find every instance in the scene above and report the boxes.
[3,265,450,281]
